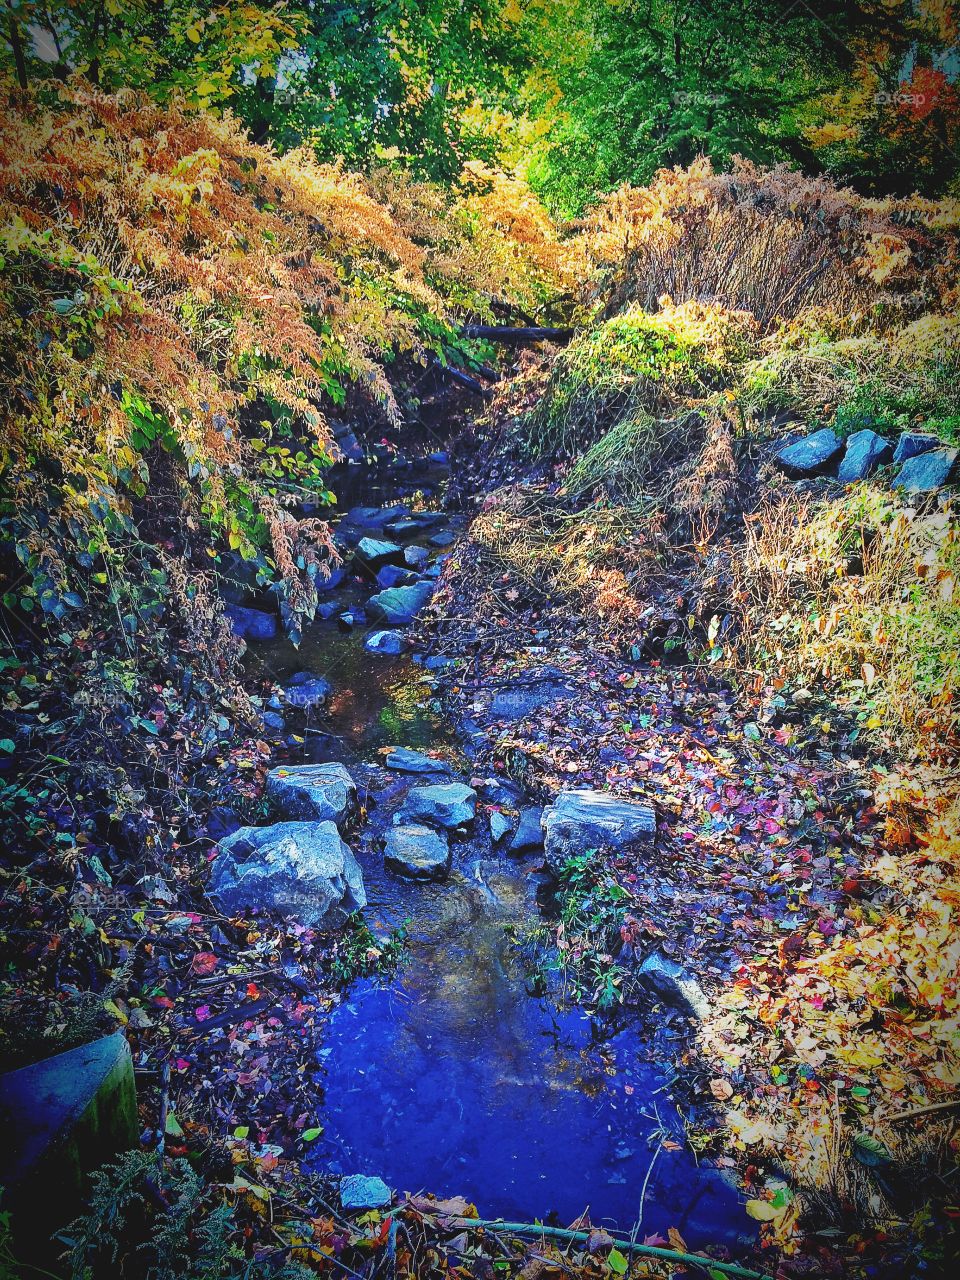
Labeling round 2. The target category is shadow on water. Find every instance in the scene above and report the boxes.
[246,458,752,1250]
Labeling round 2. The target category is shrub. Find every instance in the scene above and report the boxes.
[521,299,755,459]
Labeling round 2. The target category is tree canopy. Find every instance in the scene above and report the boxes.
[4,0,957,209]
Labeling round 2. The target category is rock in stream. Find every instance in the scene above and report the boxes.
[210,821,365,928]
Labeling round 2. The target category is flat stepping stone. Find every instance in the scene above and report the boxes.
[0,1034,138,1258]
[384,824,451,880]
[266,763,356,825]
[401,782,477,828]
[367,581,435,624]
[384,518,421,538]
[837,428,892,483]
[356,537,403,567]
[776,428,842,473]
[341,505,408,529]
[894,447,957,492]
[542,789,655,873]
[384,747,452,775]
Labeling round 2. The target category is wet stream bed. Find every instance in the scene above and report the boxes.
[245,457,751,1250]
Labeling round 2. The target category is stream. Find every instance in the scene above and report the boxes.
[246,455,752,1250]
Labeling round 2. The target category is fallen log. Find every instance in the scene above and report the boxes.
[460,324,574,344]
[434,1217,774,1280]
[429,358,492,398]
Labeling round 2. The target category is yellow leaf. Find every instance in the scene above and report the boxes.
[745,1199,782,1222]
[103,999,128,1024]
[186,27,201,43]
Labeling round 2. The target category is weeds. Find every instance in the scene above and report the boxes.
[62,1151,313,1280]
[329,914,408,984]
[521,300,755,460]
[520,852,634,1011]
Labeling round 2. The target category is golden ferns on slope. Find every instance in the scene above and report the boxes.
[0,80,569,627]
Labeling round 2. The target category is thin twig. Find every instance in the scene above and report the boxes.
[885,1098,960,1123]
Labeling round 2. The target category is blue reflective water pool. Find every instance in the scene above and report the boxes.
[310,850,750,1250]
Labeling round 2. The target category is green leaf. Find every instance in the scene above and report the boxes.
[0,740,14,753]
[165,1111,184,1137]
[607,1249,628,1274]
[233,1125,250,1140]
[852,1132,892,1167]
[301,1126,322,1142]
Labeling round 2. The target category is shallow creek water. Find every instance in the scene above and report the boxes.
[248,460,750,1248]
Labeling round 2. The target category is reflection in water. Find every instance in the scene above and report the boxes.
[249,626,456,761]
[311,850,749,1247]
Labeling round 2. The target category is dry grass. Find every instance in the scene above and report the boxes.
[730,486,960,760]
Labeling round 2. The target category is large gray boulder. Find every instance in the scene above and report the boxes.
[542,790,655,873]
[384,747,453,775]
[837,429,892,483]
[210,821,365,928]
[384,824,451,881]
[776,428,842,473]
[266,763,356,826]
[402,782,477,829]
[367,581,435,624]
[894,447,957,492]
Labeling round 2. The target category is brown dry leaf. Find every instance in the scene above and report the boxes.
[407,1194,477,1220]
[586,1228,616,1254]
[519,1255,562,1280]
[667,1227,688,1254]
[710,1077,734,1100]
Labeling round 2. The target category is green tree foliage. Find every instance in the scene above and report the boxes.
[256,1,529,180]
[0,1,302,107]
[519,0,915,216]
